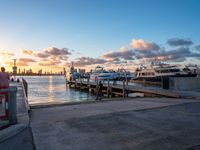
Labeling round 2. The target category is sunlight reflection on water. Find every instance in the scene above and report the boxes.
[21,76,95,105]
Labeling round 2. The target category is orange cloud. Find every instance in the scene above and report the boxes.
[38,60,61,66]
[21,49,34,55]
[120,47,129,52]
[0,51,14,57]
[102,50,135,60]
[19,58,36,63]
[130,39,160,51]
[12,58,37,67]
[74,57,107,67]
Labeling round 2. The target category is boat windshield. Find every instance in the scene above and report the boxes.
[155,68,180,73]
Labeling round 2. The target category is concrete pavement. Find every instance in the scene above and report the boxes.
[0,82,33,150]
[30,98,200,150]
[2,82,200,150]
[0,127,35,150]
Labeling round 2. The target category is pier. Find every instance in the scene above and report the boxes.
[1,0,200,149]
[67,78,200,99]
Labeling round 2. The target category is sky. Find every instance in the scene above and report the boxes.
[0,0,200,72]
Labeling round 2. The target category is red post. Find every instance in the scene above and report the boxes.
[0,88,9,120]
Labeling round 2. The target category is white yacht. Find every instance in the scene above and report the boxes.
[90,66,118,81]
[134,62,195,82]
[183,64,200,76]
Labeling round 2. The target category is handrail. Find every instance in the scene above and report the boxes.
[22,78,28,97]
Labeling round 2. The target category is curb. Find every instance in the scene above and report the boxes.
[0,123,27,143]
[30,97,134,109]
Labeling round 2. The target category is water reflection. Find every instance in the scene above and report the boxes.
[47,76,54,103]
[21,76,95,105]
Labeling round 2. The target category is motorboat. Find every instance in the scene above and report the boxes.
[90,66,118,81]
[66,61,81,81]
[66,72,81,81]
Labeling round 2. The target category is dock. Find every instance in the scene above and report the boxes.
[66,79,200,99]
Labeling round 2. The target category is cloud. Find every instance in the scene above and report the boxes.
[102,50,135,60]
[18,58,36,62]
[49,55,68,61]
[107,58,128,64]
[137,47,200,62]
[195,45,200,51]
[34,47,71,59]
[130,39,160,51]
[74,57,107,67]
[21,50,33,55]
[15,58,36,66]
[34,52,50,58]
[102,37,200,63]
[102,39,160,61]
[2,47,71,67]
[45,47,71,55]
[38,60,61,66]
[119,47,129,51]
[167,38,193,46]
[130,39,199,62]
[63,62,71,67]
[17,62,30,66]
[0,51,14,57]
[166,47,200,60]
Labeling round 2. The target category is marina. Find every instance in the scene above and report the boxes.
[1,63,200,150]
[1,1,200,149]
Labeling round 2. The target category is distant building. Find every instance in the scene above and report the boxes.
[38,69,42,75]
[26,68,32,74]
[63,68,66,75]
[70,62,75,73]
[12,59,17,75]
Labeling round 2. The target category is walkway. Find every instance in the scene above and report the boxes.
[30,98,200,150]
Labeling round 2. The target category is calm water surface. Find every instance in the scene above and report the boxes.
[21,76,95,105]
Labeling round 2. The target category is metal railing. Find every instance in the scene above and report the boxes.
[0,87,17,125]
[22,78,28,97]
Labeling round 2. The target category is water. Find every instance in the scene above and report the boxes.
[20,76,95,105]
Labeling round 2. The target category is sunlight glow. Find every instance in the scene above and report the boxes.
[0,56,7,67]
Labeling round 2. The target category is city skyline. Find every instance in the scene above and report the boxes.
[0,0,200,72]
